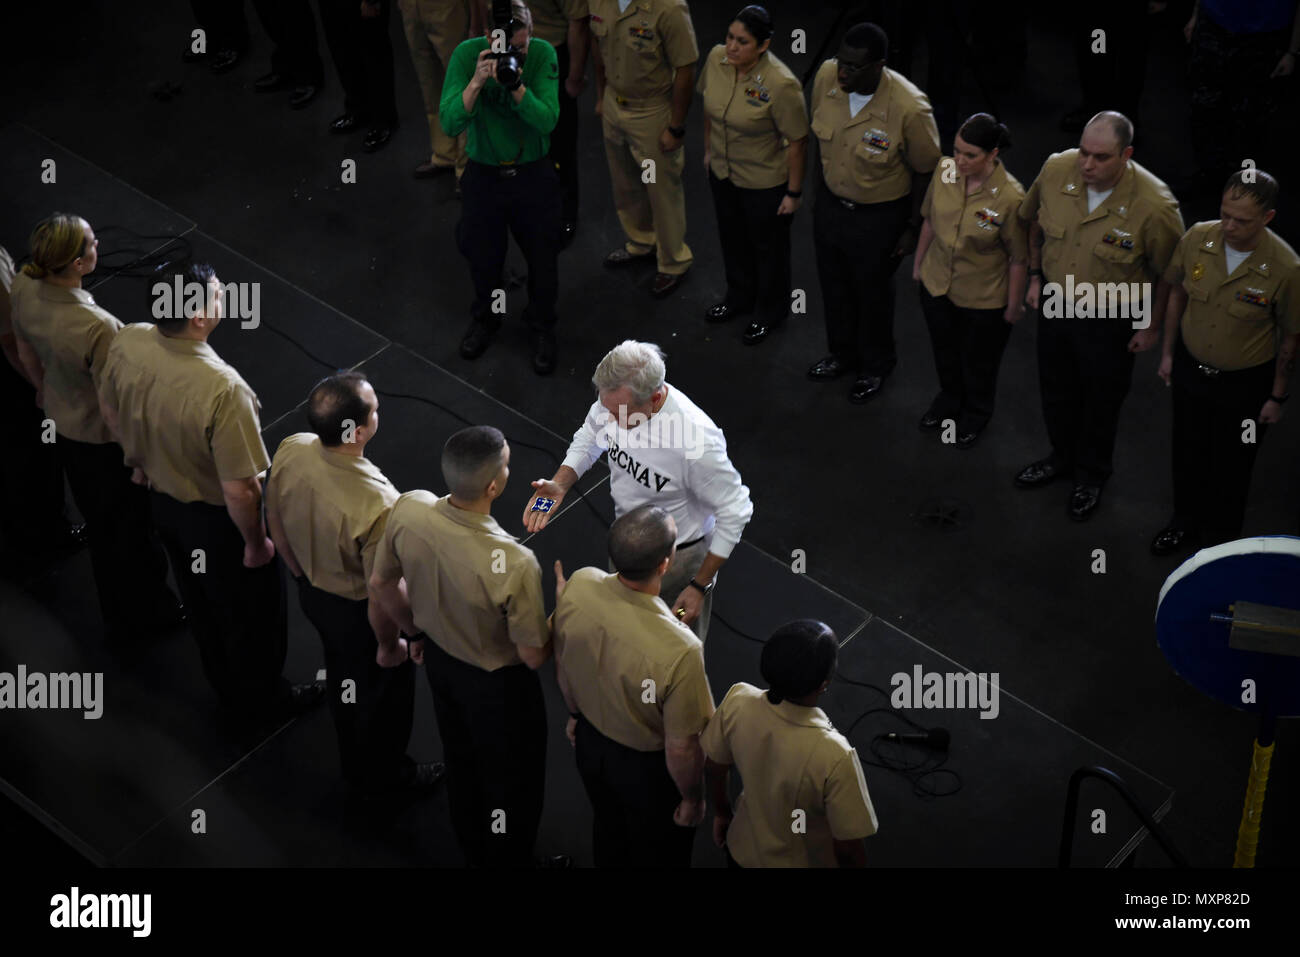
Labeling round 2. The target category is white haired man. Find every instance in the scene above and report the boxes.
[523,340,753,639]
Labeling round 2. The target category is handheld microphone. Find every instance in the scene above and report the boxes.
[884,728,950,750]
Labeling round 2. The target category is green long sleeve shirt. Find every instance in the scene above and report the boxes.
[440,37,559,165]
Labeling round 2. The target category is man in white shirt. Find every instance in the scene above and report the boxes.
[523,340,752,638]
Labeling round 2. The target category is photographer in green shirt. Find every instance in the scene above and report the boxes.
[443,0,563,375]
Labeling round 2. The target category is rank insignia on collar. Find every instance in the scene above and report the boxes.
[1190,262,1205,281]
[989,186,999,196]
[1204,240,1215,249]
[1065,183,1078,192]
[1257,262,1270,274]
[1117,206,1127,215]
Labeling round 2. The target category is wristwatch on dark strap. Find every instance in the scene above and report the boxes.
[1270,393,1289,404]
[687,578,713,596]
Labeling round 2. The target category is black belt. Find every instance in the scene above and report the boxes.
[468,157,542,178]
[676,535,705,550]
[1179,340,1269,379]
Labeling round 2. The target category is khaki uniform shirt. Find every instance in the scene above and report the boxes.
[531,0,587,48]
[588,0,698,101]
[700,682,878,868]
[1019,151,1184,293]
[553,567,714,751]
[809,63,941,205]
[9,274,120,444]
[98,324,269,505]
[265,433,399,601]
[372,491,548,671]
[697,46,808,190]
[920,159,1029,309]
[1165,221,1300,371]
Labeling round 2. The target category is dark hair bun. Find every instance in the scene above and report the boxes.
[735,5,774,45]
[957,113,1012,154]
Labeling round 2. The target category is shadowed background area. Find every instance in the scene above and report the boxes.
[0,0,1297,868]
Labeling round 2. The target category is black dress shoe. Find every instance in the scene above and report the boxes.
[531,328,557,376]
[807,356,849,380]
[60,522,89,551]
[414,160,455,178]
[742,316,783,345]
[706,302,735,322]
[288,679,327,713]
[604,247,655,267]
[362,127,393,152]
[210,48,241,74]
[253,72,285,92]
[955,430,981,449]
[403,761,446,791]
[651,271,686,298]
[848,375,885,404]
[459,318,501,360]
[329,113,359,134]
[1151,525,1197,556]
[919,410,943,430]
[560,221,577,248]
[537,854,574,869]
[288,84,319,108]
[1068,483,1102,522]
[1059,105,1092,133]
[1014,458,1061,488]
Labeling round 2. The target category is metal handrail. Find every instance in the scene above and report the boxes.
[1059,766,1188,868]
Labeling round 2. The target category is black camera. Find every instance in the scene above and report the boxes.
[490,0,525,90]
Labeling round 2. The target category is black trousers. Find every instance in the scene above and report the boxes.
[1171,340,1274,545]
[574,714,695,868]
[150,491,289,718]
[919,287,1012,433]
[457,159,562,331]
[813,181,910,375]
[297,579,414,789]
[318,0,397,125]
[0,360,68,570]
[708,171,793,322]
[189,0,249,52]
[1036,315,1135,486]
[58,438,176,640]
[423,638,546,868]
[252,0,324,85]
[1071,0,1148,123]
[1189,15,1292,180]
[550,41,579,223]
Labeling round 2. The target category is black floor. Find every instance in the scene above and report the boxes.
[1,1,1298,870]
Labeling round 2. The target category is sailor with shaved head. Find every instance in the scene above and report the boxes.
[369,424,552,867]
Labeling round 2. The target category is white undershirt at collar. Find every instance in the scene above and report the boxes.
[1086,186,1113,213]
[1223,244,1252,276]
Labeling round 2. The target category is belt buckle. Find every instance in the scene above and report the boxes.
[500,165,518,178]
[1197,363,1220,377]
[839,198,856,210]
